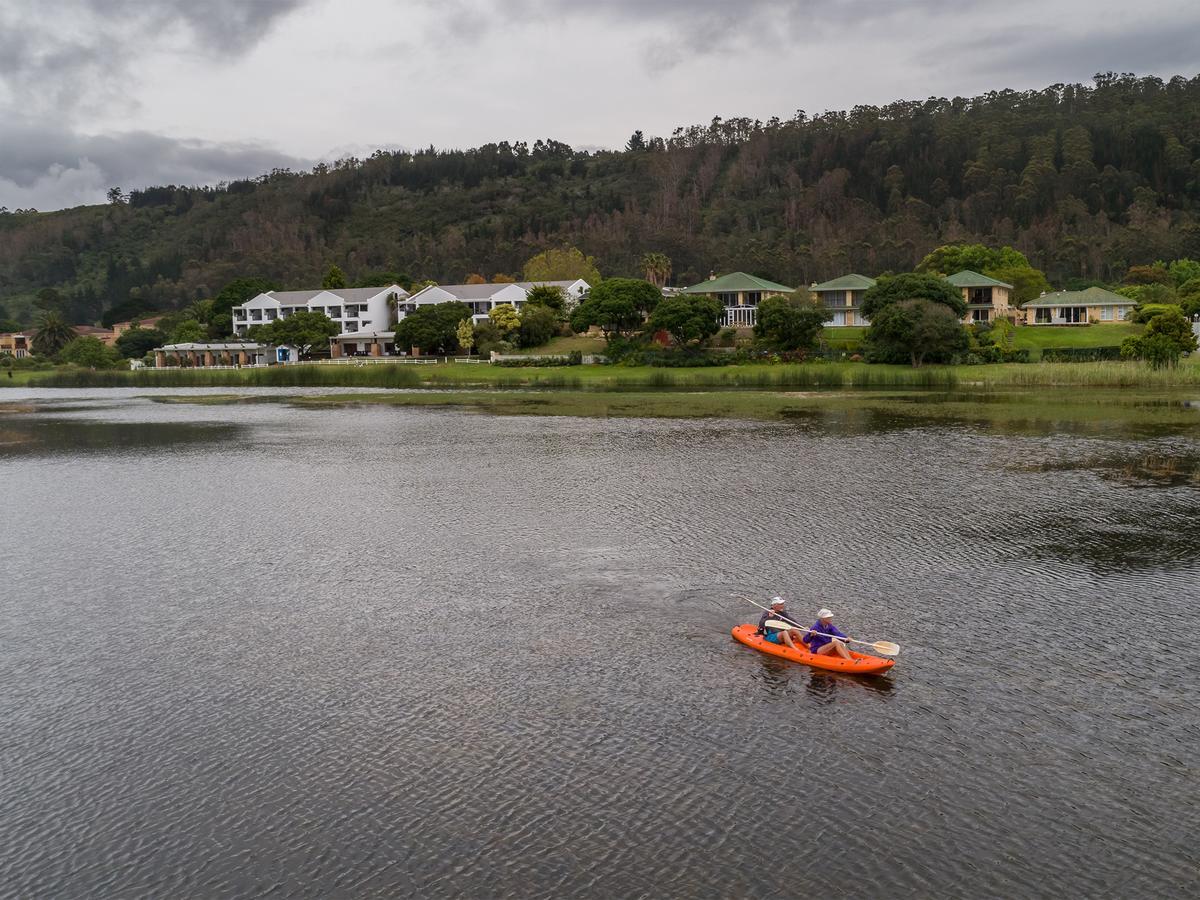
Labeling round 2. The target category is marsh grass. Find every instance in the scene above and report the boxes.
[15,356,1200,391]
[31,365,423,389]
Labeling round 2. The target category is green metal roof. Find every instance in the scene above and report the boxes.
[1021,286,1132,308]
[682,272,793,294]
[810,273,877,292]
[945,270,1013,289]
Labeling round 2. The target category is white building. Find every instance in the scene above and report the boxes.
[232,285,408,338]
[403,280,590,323]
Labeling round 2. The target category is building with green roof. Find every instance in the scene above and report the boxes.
[809,274,876,326]
[944,270,1015,324]
[1020,286,1135,325]
[682,272,793,327]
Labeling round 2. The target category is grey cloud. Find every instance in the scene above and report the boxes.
[426,0,968,47]
[0,121,309,210]
[0,0,308,115]
[934,17,1200,83]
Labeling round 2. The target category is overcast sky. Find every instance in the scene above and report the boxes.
[2,0,1198,211]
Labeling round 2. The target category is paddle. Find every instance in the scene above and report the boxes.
[741,597,901,657]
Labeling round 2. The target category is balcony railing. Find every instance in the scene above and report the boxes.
[723,306,757,327]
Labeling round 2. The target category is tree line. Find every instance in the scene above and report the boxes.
[2,73,1200,327]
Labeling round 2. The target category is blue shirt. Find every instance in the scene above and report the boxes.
[804,620,847,652]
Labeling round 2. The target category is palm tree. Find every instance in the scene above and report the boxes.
[32,311,76,356]
[641,252,673,288]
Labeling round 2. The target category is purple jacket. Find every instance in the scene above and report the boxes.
[804,620,847,652]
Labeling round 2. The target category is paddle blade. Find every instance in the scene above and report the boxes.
[871,641,900,657]
[764,619,794,630]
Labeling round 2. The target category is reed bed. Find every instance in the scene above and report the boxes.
[17,357,1200,392]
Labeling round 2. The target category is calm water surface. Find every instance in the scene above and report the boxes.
[2,389,1198,898]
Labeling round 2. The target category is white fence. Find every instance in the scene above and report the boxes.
[293,356,484,366]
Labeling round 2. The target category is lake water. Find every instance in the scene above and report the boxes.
[2,389,1198,897]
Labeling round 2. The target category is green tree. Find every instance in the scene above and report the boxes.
[1121,333,1183,369]
[455,318,475,355]
[640,252,673,288]
[753,291,832,350]
[209,277,277,335]
[395,302,472,354]
[1144,307,1198,352]
[488,303,521,336]
[987,264,1051,307]
[34,287,63,312]
[569,278,659,337]
[115,327,168,358]
[58,335,122,369]
[517,304,560,348]
[472,321,505,356]
[1122,264,1172,285]
[647,294,722,346]
[322,265,348,289]
[354,271,413,289]
[1164,259,1200,288]
[861,273,967,320]
[0,318,22,332]
[523,246,601,284]
[916,244,1031,275]
[865,299,968,367]
[1177,278,1200,318]
[525,284,567,313]
[32,311,77,356]
[250,310,339,358]
[170,320,207,343]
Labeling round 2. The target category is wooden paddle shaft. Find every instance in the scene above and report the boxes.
[742,597,867,648]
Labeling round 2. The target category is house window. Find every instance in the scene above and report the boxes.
[743,292,762,306]
[970,287,993,304]
[716,292,738,306]
[822,292,843,309]
[1100,306,1113,321]
[1116,306,1129,321]
[1061,307,1085,324]
[971,308,989,323]
[831,311,847,326]
[1035,308,1051,324]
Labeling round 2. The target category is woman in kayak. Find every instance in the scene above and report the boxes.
[801,608,853,660]
[757,597,803,650]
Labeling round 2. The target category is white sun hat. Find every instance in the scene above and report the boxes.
[770,596,786,605]
[817,608,834,619]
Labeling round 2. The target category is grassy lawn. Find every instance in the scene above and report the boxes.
[504,334,608,356]
[1011,323,1140,353]
[823,326,867,346]
[0,369,57,385]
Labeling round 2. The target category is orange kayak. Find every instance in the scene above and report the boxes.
[731,624,895,675]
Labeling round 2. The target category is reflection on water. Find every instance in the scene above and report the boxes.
[1,390,1198,898]
[0,418,242,456]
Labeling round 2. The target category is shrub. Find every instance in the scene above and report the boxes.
[1041,346,1122,362]
[1129,302,1182,324]
[517,304,560,348]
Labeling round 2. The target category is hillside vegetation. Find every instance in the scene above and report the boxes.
[2,72,1199,325]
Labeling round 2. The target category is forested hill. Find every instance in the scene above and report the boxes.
[2,72,1200,325]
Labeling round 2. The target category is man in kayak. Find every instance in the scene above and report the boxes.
[757,597,803,650]
[800,608,853,660]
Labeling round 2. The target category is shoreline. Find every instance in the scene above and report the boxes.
[5,357,1200,392]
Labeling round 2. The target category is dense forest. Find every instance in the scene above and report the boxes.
[2,72,1199,325]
